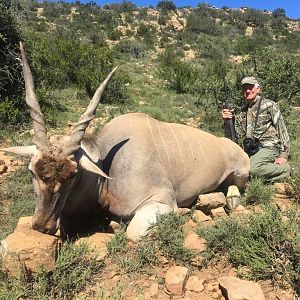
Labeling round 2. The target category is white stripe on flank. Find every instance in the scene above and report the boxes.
[168,123,186,176]
[146,115,168,178]
[156,119,171,169]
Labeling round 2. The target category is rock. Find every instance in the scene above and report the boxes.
[192,210,212,223]
[200,220,216,228]
[184,233,207,252]
[170,16,184,31]
[218,276,265,300]
[107,221,122,233]
[232,205,251,217]
[178,208,191,215]
[197,192,226,214]
[252,206,264,214]
[211,207,227,218]
[206,280,220,292]
[149,282,159,297]
[275,198,294,211]
[186,275,204,292]
[75,233,113,260]
[274,193,290,200]
[183,219,197,234]
[273,182,293,195]
[165,266,188,295]
[1,216,59,277]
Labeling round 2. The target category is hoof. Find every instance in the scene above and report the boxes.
[226,196,240,211]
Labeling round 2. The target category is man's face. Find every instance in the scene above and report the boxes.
[242,84,260,103]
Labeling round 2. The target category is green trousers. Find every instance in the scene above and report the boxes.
[250,147,291,183]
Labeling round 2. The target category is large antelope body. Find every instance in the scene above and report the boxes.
[2,43,250,241]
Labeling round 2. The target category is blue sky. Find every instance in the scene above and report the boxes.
[68,0,300,19]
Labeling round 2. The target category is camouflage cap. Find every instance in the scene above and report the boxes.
[241,76,259,86]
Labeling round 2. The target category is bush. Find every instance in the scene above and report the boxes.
[0,241,103,299]
[103,1,137,13]
[186,13,223,36]
[243,176,275,205]
[255,53,300,104]
[115,40,146,58]
[0,166,34,240]
[196,35,229,59]
[136,23,157,49]
[154,212,194,263]
[157,50,200,94]
[157,0,176,11]
[241,8,269,27]
[24,33,129,104]
[107,225,157,272]
[198,207,300,290]
[0,2,26,127]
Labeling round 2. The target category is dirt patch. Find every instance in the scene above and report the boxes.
[0,152,24,183]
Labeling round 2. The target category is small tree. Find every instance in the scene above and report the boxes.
[0,1,27,126]
[272,8,286,18]
[156,0,176,12]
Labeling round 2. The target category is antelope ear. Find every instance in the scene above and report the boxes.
[79,155,111,179]
[0,145,37,156]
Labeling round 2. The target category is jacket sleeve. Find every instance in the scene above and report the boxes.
[270,102,290,159]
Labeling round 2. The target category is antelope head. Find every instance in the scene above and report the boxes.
[1,42,116,235]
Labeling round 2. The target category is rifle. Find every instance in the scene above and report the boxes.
[223,78,237,143]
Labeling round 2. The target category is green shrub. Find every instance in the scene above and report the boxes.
[241,8,269,27]
[157,0,176,11]
[24,34,129,104]
[0,166,34,240]
[153,212,194,263]
[136,23,157,49]
[198,207,300,289]
[197,36,228,59]
[157,50,200,94]
[107,226,157,272]
[254,52,300,104]
[0,241,103,300]
[0,2,26,127]
[115,40,147,58]
[106,226,127,254]
[186,13,223,36]
[103,1,137,13]
[243,176,275,205]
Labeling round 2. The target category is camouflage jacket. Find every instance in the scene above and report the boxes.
[234,95,290,159]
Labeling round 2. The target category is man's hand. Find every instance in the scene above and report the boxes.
[222,108,234,119]
[274,157,287,165]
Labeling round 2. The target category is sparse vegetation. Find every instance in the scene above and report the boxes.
[0,241,103,299]
[243,176,275,205]
[106,212,194,273]
[0,166,34,240]
[197,207,300,290]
